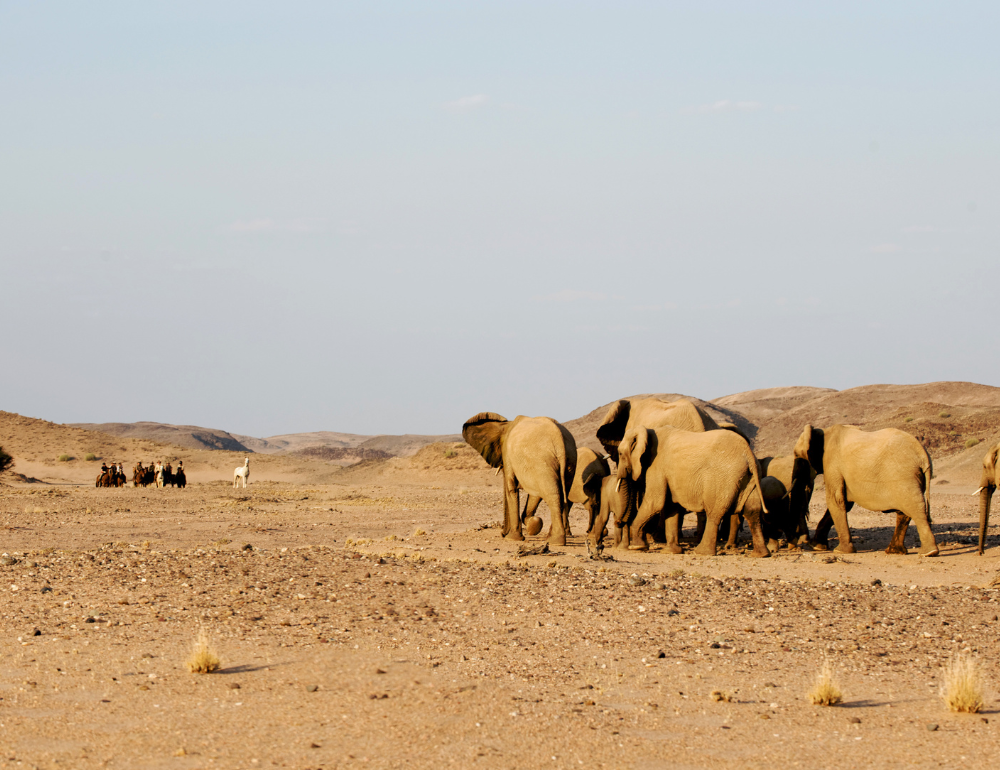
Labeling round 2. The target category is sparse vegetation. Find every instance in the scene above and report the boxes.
[444,449,458,458]
[939,411,951,418]
[904,416,914,422]
[186,629,221,674]
[966,438,981,449]
[710,689,734,702]
[808,661,843,706]
[0,445,13,476]
[58,454,71,462]
[84,453,97,461]
[413,528,427,537]
[941,652,985,713]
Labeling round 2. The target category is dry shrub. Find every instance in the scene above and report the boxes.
[808,660,843,706]
[710,689,733,702]
[186,629,221,674]
[413,528,427,537]
[942,652,985,713]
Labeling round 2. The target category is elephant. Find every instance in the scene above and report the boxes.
[794,424,938,556]
[723,475,789,552]
[972,441,1000,555]
[756,455,816,546]
[590,468,642,550]
[595,397,758,546]
[462,412,577,545]
[602,424,770,557]
[522,447,610,536]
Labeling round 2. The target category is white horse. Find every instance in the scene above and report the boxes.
[154,461,164,488]
[234,457,250,488]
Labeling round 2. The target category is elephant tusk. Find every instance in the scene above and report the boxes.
[616,478,621,493]
[972,486,985,496]
[495,467,502,476]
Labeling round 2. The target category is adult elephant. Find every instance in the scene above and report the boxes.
[604,425,770,557]
[463,412,577,545]
[794,424,938,556]
[724,475,790,552]
[972,441,1000,555]
[522,447,610,535]
[595,397,754,547]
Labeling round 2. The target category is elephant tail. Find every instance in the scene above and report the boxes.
[736,446,768,516]
[923,455,933,524]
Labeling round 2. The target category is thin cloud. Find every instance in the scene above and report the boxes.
[533,289,606,303]
[444,94,488,112]
[680,100,763,115]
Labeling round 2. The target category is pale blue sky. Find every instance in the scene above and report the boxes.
[1,2,997,436]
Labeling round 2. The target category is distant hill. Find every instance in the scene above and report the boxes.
[71,422,253,453]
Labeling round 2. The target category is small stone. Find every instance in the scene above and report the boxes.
[927,723,939,732]
[709,642,721,649]
[376,668,387,674]
[759,714,770,720]
[870,579,882,586]
[310,743,321,749]
[656,651,666,659]
[628,574,646,586]
[306,684,319,692]
[31,629,41,637]
[848,717,861,724]
[229,683,241,690]
[584,699,595,706]
[0,556,17,566]
[173,748,187,757]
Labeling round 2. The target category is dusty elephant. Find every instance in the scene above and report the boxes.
[972,442,1000,554]
[724,475,789,552]
[612,425,770,557]
[756,455,816,546]
[522,447,610,536]
[595,397,752,546]
[589,468,640,550]
[462,412,577,545]
[794,424,937,556]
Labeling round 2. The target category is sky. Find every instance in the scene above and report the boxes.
[1,2,998,437]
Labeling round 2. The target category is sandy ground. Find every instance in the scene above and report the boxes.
[2,475,1000,770]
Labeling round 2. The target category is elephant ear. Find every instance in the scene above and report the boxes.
[462,412,508,468]
[718,421,752,446]
[985,444,1000,483]
[627,428,651,482]
[794,425,824,474]
[596,400,631,462]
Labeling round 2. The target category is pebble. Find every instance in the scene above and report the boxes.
[306,684,319,692]
[848,717,861,724]
[0,556,17,567]
[927,723,939,732]
[229,683,241,690]
[628,574,646,586]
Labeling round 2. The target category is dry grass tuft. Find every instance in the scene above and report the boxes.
[413,528,427,537]
[941,652,985,713]
[710,689,733,702]
[808,660,843,706]
[186,629,221,674]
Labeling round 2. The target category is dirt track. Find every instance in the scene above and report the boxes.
[1,479,999,769]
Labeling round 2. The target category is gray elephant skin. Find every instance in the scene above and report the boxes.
[462,412,577,545]
[794,424,938,556]
[611,425,771,557]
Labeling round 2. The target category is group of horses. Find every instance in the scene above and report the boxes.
[95,461,186,488]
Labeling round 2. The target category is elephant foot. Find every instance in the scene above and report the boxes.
[834,542,856,554]
[750,546,771,558]
[504,531,525,542]
[548,533,567,547]
[918,545,940,557]
[692,544,716,557]
[627,543,649,552]
[884,543,908,555]
[811,540,829,551]
[766,538,780,554]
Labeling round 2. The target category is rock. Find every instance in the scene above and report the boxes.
[656,651,666,659]
[927,723,939,732]
[306,684,319,692]
[0,556,17,567]
[848,716,861,724]
[628,574,646,587]
[871,579,882,586]
[229,683,241,690]
[516,542,549,557]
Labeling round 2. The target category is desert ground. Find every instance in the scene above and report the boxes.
[2,383,1000,769]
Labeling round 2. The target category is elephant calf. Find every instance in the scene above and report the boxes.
[973,441,1000,555]
[522,447,610,536]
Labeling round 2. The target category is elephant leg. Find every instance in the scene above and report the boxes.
[503,477,524,541]
[586,499,598,535]
[743,506,771,557]
[590,497,611,550]
[694,512,707,544]
[522,495,541,524]
[694,511,720,556]
[724,512,741,548]
[826,482,855,554]
[648,512,667,543]
[630,494,666,552]
[894,498,938,556]
[545,494,568,546]
[885,512,910,554]
[811,510,834,551]
[661,507,683,554]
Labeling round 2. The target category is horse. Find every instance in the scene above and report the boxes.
[154,461,165,489]
[234,457,250,488]
[174,464,187,488]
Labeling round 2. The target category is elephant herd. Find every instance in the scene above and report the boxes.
[463,397,948,558]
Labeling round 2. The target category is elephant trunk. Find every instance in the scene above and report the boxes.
[613,477,633,528]
[979,483,994,555]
